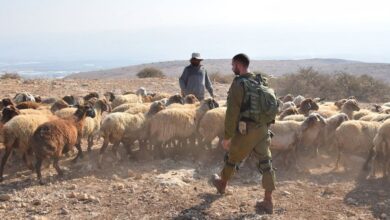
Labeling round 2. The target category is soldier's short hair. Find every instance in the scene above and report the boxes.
[233,53,250,67]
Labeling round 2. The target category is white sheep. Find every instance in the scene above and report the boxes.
[315,113,349,156]
[98,101,166,166]
[270,113,326,167]
[368,119,390,180]
[0,114,53,181]
[148,98,219,155]
[317,99,360,119]
[293,95,305,107]
[198,107,226,149]
[112,103,151,113]
[111,94,142,109]
[334,120,380,170]
[13,92,35,104]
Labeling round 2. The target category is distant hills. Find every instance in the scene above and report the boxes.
[66,59,390,81]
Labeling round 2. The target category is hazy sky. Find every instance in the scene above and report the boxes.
[1,0,390,63]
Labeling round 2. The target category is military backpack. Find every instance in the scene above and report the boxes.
[237,73,278,125]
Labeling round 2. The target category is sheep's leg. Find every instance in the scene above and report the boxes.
[367,152,377,179]
[363,147,375,171]
[333,147,342,171]
[98,139,110,168]
[53,157,64,177]
[35,158,44,185]
[112,142,122,161]
[124,140,135,160]
[22,151,34,171]
[0,147,12,182]
[87,135,94,152]
[72,142,83,163]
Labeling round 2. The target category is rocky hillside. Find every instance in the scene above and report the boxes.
[66,59,390,81]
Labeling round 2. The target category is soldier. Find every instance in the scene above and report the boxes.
[211,53,277,214]
[179,52,214,101]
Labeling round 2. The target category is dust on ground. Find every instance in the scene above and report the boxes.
[0,78,389,220]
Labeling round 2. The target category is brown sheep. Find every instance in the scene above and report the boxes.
[50,100,70,113]
[1,98,15,109]
[1,105,20,124]
[298,98,319,115]
[83,92,99,102]
[16,101,41,110]
[279,98,319,120]
[32,104,96,184]
[165,94,184,106]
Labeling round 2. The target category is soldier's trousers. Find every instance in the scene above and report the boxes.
[221,123,276,191]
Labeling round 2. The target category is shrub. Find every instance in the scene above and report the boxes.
[272,67,390,102]
[0,72,22,80]
[136,67,165,78]
[209,72,233,84]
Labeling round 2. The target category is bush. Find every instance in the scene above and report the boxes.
[136,67,165,78]
[272,67,390,102]
[0,72,22,80]
[209,72,234,84]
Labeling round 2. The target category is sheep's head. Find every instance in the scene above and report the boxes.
[1,98,14,109]
[203,98,219,110]
[1,105,20,123]
[184,94,199,104]
[136,87,147,96]
[104,92,115,102]
[34,96,42,103]
[301,113,327,132]
[300,99,319,113]
[147,101,166,116]
[166,94,184,106]
[84,92,99,101]
[282,94,294,103]
[74,104,96,119]
[63,95,78,106]
[371,104,382,113]
[343,99,360,112]
[336,113,349,125]
[97,99,112,113]
[334,99,347,110]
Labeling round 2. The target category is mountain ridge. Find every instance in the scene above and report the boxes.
[66,58,390,81]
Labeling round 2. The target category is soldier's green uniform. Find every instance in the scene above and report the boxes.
[221,72,276,191]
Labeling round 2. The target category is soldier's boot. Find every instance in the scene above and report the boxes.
[211,174,227,194]
[256,190,273,214]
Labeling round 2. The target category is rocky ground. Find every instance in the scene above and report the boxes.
[0,78,389,220]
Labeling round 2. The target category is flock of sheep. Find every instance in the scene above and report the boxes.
[0,88,389,185]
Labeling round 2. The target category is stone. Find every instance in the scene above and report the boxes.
[0,194,11,202]
[67,192,77,199]
[127,170,135,178]
[32,199,41,206]
[116,183,125,190]
[77,193,89,201]
[346,198,358,205]
[67,184,77,190]
[60,207,70,215]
